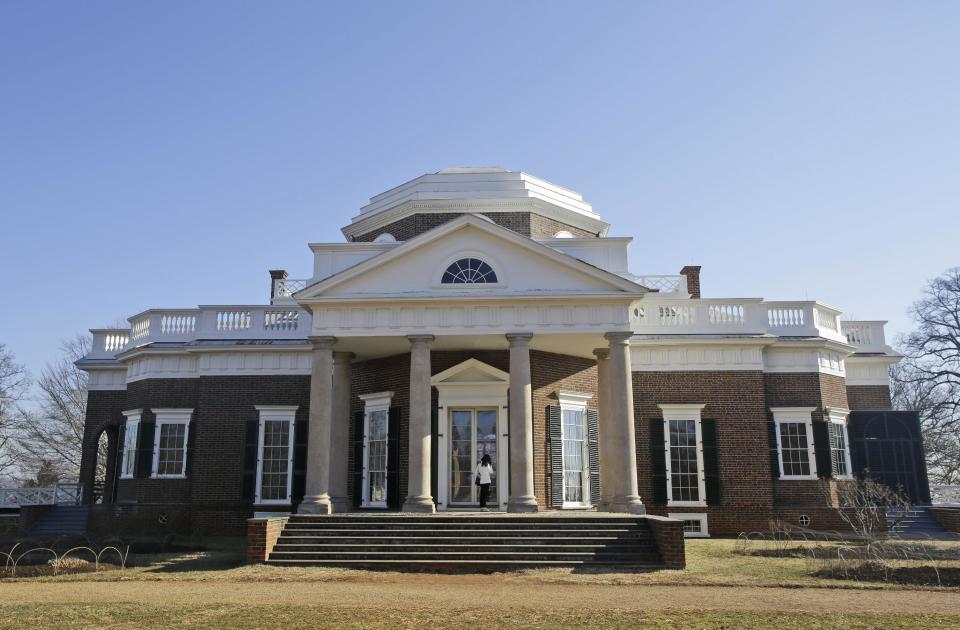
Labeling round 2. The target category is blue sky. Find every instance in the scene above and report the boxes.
[1,1,958,378]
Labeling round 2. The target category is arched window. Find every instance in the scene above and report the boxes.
[441,258,498,284]
[373,233,397,243]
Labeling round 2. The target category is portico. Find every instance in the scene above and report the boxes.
[298,328,645,514]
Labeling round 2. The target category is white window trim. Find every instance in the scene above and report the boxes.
[254,405,298,506]
[120,409,142,480]
[771,407,818,480]
[557,390,593,509]
[826,407,853,480]
[358,391,394,508]
[659,404,707,508]
[150,408,193,479]
[669,512,710,538]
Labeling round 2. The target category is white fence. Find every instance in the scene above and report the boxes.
[0,483,83,508]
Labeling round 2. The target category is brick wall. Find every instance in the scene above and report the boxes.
[645,515,686,568]
[633,371,773,535]
[353,212,596,242]
[246,516,289,562]
[930,507,960,533]
[846,385,892,410]
[79,389,127,503]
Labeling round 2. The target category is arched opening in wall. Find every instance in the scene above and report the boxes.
[93,429,110,504]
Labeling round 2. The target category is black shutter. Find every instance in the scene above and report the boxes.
[430,406,439,506]
[547,405,564,508]
[111,423,126,503]
[586,409,600,507]
[767,420,781,478]
[701,418,721,506]
[135,420,155,479]
[185,421,197,477]
[240,418,259,502]
[813,420,833,478]
[650,418,667,505]
[386,407,401,510]
[291,417,308,505]
[351,411,364,508]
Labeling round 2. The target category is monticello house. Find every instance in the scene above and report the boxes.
[74,167,926,564]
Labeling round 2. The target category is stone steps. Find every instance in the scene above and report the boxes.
[265,514,664,568]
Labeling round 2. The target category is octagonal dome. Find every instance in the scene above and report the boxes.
[342,167,609,241]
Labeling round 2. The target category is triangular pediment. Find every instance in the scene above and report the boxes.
[296,215,647,300]
[431,359,509,385]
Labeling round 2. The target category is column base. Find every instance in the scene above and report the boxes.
[602,495,646,514]
[402,496,436,513]
[298,495,333,514]
[506,496,540,513]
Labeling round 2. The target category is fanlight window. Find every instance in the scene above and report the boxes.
[441,258,498,284]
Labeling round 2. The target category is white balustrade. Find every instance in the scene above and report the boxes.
[264,309,300,331]
[841,321,890,352]
[216,310,252,331]
[633,299,766,334]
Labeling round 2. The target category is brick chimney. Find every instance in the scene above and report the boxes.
[269,269,288,301]
[680,266,701,299]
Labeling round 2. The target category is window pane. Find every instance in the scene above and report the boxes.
[669,419,699,502]
[157,422,186,476]
[260,419,291,501]
[366,410,388,504]
[562,409,587,503]
[123,421,139,477]
[779,422,811,476]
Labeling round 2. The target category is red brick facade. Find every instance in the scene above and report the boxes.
[353,211,597,242]
[80,358,873,538]
[846,385,892,410]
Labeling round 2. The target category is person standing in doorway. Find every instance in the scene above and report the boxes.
[476,453,494,511]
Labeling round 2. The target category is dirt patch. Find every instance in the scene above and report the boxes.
[814,561,960,587]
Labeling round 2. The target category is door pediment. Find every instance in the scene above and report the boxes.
[431,358,508,387]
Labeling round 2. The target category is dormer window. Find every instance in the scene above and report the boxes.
[441,258,498,284]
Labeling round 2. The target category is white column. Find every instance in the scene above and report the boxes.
[593,347,616,512]
[299,336,336,514]
[506,332,539,512]
[329,351,354,513]
[604,331,645,514]
[403,335,435,512]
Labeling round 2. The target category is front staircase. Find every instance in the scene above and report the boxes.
[27,505,89,538]
[887,506,956,540]
[265,514,666,568]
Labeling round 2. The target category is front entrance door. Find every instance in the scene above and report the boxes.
[448,408,498,506]
[362,408,389,507]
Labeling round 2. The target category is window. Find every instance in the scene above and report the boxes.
[558,391,593,507]
[359,392,394,508]
[827,408,853,479]
[120,409,141,479]
[659,404,706,507]
[772,407,817,479]
[441,258,497,284]
[151,409,192,478]
[255,406,297,504]
[668,512,709,538]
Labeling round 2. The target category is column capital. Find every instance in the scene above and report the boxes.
[333,351,355,364]
[309,335,337,350]
[406,334,435,347]
[506,332,534,346]
[604,331,633,345]
[593,347,610,360]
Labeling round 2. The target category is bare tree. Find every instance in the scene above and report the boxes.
[896,267,960,484]
[12,335,91,482]
[0,343,29,480]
